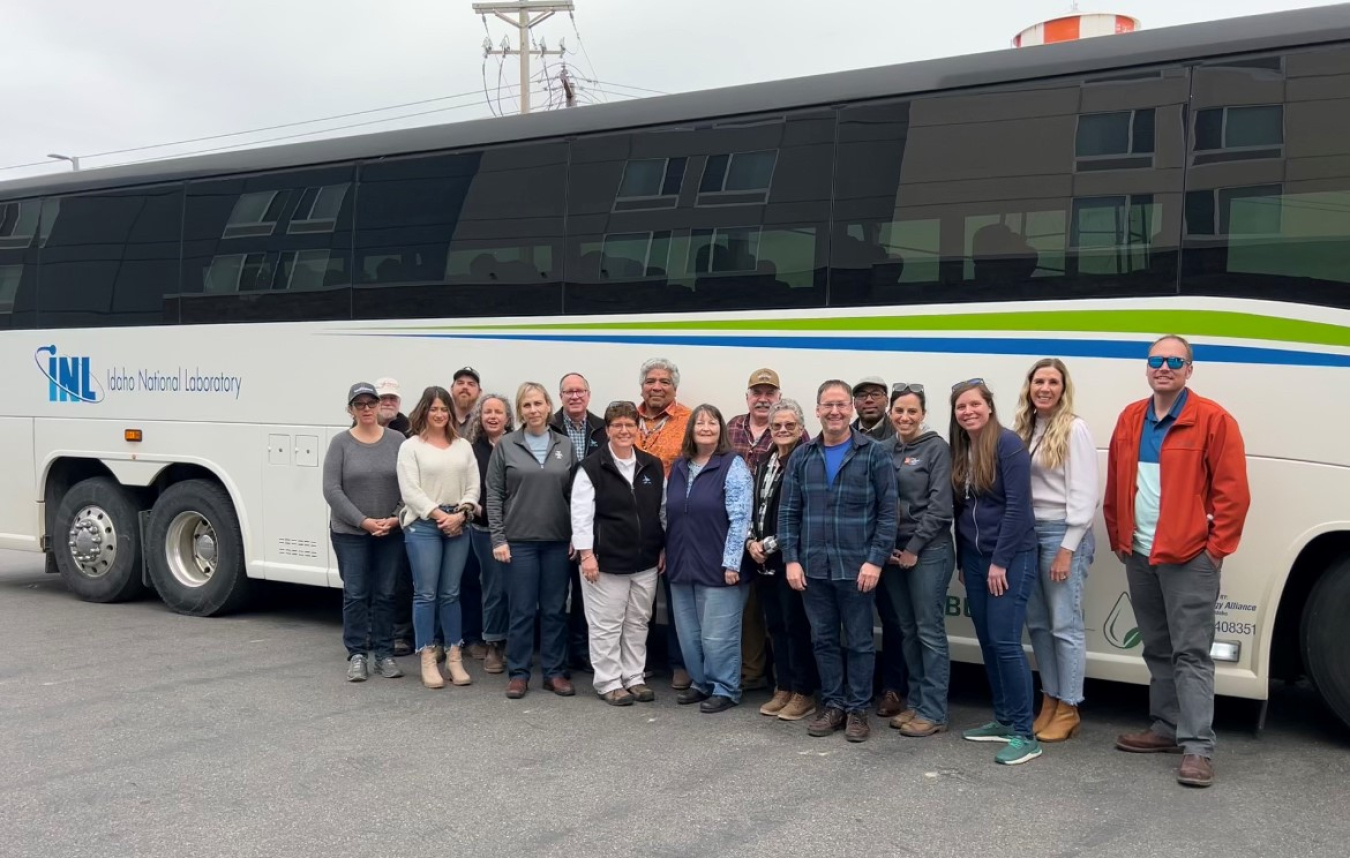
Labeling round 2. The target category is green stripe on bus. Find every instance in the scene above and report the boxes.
[354,310,1350,349]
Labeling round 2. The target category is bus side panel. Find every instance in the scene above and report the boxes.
[0,417,38,551]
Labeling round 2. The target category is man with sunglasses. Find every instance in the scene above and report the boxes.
[851,376,895,441]
[1104,334,1250,788]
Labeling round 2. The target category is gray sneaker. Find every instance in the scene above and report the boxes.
[347,654,368,682]
[376,656,404,679]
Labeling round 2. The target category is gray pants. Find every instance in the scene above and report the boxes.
[1126,550,1220,757]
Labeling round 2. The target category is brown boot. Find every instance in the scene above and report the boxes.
[760,689,792,716]
[420,649,445,689]
[778,693,816,722]
[483,642,505,674]
[1038,702,1080,742]
[1032,693,1058,735]
[445,645,472,686]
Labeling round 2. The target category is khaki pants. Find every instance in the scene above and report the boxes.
[581,568,659,694]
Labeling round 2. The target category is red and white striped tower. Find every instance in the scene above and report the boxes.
[1013,10,1140,48]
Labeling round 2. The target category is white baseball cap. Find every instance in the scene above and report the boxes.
[374,378,400,398]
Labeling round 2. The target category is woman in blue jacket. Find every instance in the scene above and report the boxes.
[666,404,753,714]
[949,379,1040,766]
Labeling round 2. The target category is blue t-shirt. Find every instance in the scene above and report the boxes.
[524,430,550,465]
[823,438,852,487]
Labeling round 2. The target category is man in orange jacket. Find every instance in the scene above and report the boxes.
[1104,334,1250,789]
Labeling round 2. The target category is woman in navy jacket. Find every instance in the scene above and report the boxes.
[949,380,1041,766]
[665,404,753,714]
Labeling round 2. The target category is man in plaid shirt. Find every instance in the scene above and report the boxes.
[779,379,897,743]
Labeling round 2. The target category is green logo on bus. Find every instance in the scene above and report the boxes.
[1105,591,1142,650]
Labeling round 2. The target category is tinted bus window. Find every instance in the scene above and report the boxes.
[37,186,183,328]
[179,166,354,324]
[830,69,1187,307]
[353,143,566,320]
[564,111,832,315]
[1182,47,1350,309]
[0,197,41,328]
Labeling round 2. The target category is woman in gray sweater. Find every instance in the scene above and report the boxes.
[322,382,406,682]
[879,383,956,737]
[487,382,575,699]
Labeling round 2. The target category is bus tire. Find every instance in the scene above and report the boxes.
[1301,556,1350,730]
[51,477,147,603]
[146,480,250,617]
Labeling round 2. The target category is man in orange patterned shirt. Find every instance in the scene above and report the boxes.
[636,357,693,690]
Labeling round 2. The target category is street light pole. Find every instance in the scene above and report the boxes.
[46,153,81,171]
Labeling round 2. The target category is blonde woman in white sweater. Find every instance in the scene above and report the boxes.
[399,386,481,689]
[1013,358,1099,743]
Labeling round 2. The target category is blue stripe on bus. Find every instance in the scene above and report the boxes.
[393,332,1350,368]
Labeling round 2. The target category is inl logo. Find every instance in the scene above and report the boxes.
[35,345,104,403]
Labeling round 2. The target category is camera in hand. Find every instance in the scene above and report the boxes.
[761,535,779,555]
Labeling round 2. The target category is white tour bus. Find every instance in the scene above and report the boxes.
[3,5,1350,728]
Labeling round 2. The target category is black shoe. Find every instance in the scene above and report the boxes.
[699,695,735,714]
[677,688,710,705]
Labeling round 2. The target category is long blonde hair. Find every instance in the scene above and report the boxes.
[949,382,1002,495]
[1013,358,1076,470]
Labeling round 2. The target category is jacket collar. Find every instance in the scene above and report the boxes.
[552,408,603,432]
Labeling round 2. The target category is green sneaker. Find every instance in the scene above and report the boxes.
[995,736,1043,766]
[962,721,1013,743]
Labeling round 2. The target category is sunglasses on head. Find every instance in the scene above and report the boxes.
[1147,356,1190,370]
[891,383,924,395]
[950,378,985,391]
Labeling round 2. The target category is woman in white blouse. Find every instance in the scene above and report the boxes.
[1013,358,1099,743]
[398,386,481,690]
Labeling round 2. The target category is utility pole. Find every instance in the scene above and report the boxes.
[559,63,576,108]
[473,0,574,115]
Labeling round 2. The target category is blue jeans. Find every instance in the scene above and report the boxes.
[505,541,570,681]
[670,582,748,701]
[961,544,1037,738]
[802,577,876,714]
[403,522,471,653]
[1027,521,1093,705]
[331,531,403,659]
[757,572,818,695]
[470,527,509,643]
[880,538,955,724]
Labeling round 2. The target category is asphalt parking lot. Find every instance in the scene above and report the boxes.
[1,549,1347,858]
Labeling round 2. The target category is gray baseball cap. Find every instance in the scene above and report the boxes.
[851,376,888,395]
[347,382,378,404]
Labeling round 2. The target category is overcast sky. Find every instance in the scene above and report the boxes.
[0,0,1342,180]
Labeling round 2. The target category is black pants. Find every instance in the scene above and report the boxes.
[757,570,818,695]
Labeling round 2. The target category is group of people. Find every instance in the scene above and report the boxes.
[322,336,1250,787]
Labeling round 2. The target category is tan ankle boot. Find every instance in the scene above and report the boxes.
[446,645,472,686]
[1038,702,1081,742]
[421,649,445,689]
[1032,692,1058,735]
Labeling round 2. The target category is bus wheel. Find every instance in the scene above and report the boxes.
[52,477,146,603]
[1301,556,1350,730]
[146,480,250,617]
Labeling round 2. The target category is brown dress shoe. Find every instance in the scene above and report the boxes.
[1115,729,1183,753]
[671,668,693,690]
[808,706,847,737]
[899,717,948,737]
[544,676,576,696]
[760,689,793,716]
[505,678,528,699]
[1032,692,1058,735]
[778,693,816,722]
[877,690,905,718]
[1177,754,1214,787]
[845,711,871,743]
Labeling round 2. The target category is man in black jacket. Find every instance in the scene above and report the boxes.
[551,372,606,672]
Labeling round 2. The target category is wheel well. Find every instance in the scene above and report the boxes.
[1271,531,1350,681]
[43,458,227,550]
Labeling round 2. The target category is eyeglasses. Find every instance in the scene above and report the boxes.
[892,383,925,395]
[561,388,588,397]
[819,402,851,412]
[770,421,799,431]
[352,400,378,410]
[1147,356,1190,370]
[855,389,887,401]
[951,378,985,391]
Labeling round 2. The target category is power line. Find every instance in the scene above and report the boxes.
[591,79,669,96]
